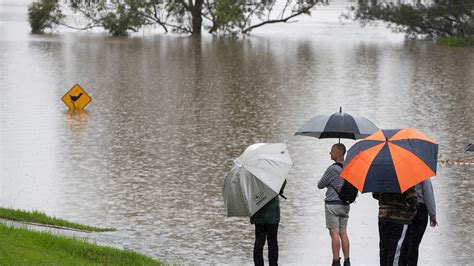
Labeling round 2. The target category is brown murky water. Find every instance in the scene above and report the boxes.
[1,2,473,264]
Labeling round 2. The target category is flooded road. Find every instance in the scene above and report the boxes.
[1,2,473,264]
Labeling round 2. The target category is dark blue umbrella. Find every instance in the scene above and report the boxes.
[295,107,379,141]
[466,143,474,152]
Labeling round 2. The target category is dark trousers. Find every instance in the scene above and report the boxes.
[254,223,279,266]
[399,204,428,266]
[379,220,408,266]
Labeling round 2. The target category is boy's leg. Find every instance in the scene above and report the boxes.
[389,223,408,265]
[326,204,342,260]
[330,229,341,260]
[380,219,408,266]
[338,207,350,261]
[379,220,390,266]
[339,229,350,260]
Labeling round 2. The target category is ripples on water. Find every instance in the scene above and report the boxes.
[1,2,473,264]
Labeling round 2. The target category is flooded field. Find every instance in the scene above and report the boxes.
[1,1,473,264]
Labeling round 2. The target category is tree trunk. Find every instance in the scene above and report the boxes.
[191,0,203,35]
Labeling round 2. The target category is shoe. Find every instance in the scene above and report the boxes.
[332,257,341,266]
[343,257,350,266]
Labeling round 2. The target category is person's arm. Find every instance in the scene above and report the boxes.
[422,179,438,226]
[317,166,336,189]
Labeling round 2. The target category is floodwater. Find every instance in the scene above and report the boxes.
[1,1,473,264]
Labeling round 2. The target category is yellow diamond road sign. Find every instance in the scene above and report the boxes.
[62,84,92,110]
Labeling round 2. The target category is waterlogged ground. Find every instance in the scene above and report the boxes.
[1,1,473,264]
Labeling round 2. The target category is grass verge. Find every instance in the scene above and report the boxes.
[0,223,161,265]
[0,207,114,232]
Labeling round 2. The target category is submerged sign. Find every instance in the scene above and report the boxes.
[62,84,92,110]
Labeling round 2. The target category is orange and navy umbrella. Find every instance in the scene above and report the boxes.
[340,128,438,193]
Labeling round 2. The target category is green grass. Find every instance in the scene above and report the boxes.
[438,36,474,47]
[0,223,161,265]
[0,207,115,232]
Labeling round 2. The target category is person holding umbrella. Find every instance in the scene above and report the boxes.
[339,128,439,266]
[223,143,292,266]
[318,143,351,266]
[251,180,287,266]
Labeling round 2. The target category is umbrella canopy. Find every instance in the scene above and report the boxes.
[466,143,474,152]
[223,143,292,217]
[340,128,438,193]
[295,107,378,140]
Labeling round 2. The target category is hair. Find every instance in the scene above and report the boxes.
[332,143,346,156]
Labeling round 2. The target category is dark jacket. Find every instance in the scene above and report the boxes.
[250,196,280,224]
[373,187,418,224]
[250,180,286,224]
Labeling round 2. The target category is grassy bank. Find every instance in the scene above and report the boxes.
[0,207,114,232]
[0,223,161,265]
[438,36,474,47]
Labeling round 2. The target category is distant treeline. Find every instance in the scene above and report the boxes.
[29,0,321,36]
[353,0,474,45]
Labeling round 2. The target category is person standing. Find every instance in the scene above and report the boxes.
[399,179,438,265]
[373,187,418,266]
[318,143,351,266]
[251,180,286,266]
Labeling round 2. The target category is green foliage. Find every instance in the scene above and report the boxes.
[438,36,474,46]
[35,0,318,36]
[27,0,64,33]
[100,1,147,36]
[0,207,114,232]
[354,0,474,40]
[165,0,194,33]
[0,223,161,265]
[208,0,246,34]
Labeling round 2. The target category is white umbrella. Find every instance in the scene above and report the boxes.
[223,143,293,217]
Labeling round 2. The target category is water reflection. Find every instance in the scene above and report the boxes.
[1,3,473,265]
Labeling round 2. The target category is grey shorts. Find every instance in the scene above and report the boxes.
[325,203,350,229]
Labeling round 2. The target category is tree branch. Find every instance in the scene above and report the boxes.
[242,6,313,34]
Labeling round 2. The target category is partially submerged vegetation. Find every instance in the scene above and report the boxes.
[28,0,318,36]
[353,0,474,46]
[0,223,161,265]
[0,207,114,232]
[438,36,474,47]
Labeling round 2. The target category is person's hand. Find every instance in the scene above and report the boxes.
[430,219,438,227]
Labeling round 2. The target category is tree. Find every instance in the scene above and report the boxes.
[353,0,474,39]
[28,0,319,36]
[28,0,64,33]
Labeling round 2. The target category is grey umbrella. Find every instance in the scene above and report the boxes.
[295,107,379,141]
[466,143,474,152]
[223,143,292,217]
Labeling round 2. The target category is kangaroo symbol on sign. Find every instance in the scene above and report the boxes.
[69,93,83,108]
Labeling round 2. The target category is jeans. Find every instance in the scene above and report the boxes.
[254,223,279,266]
